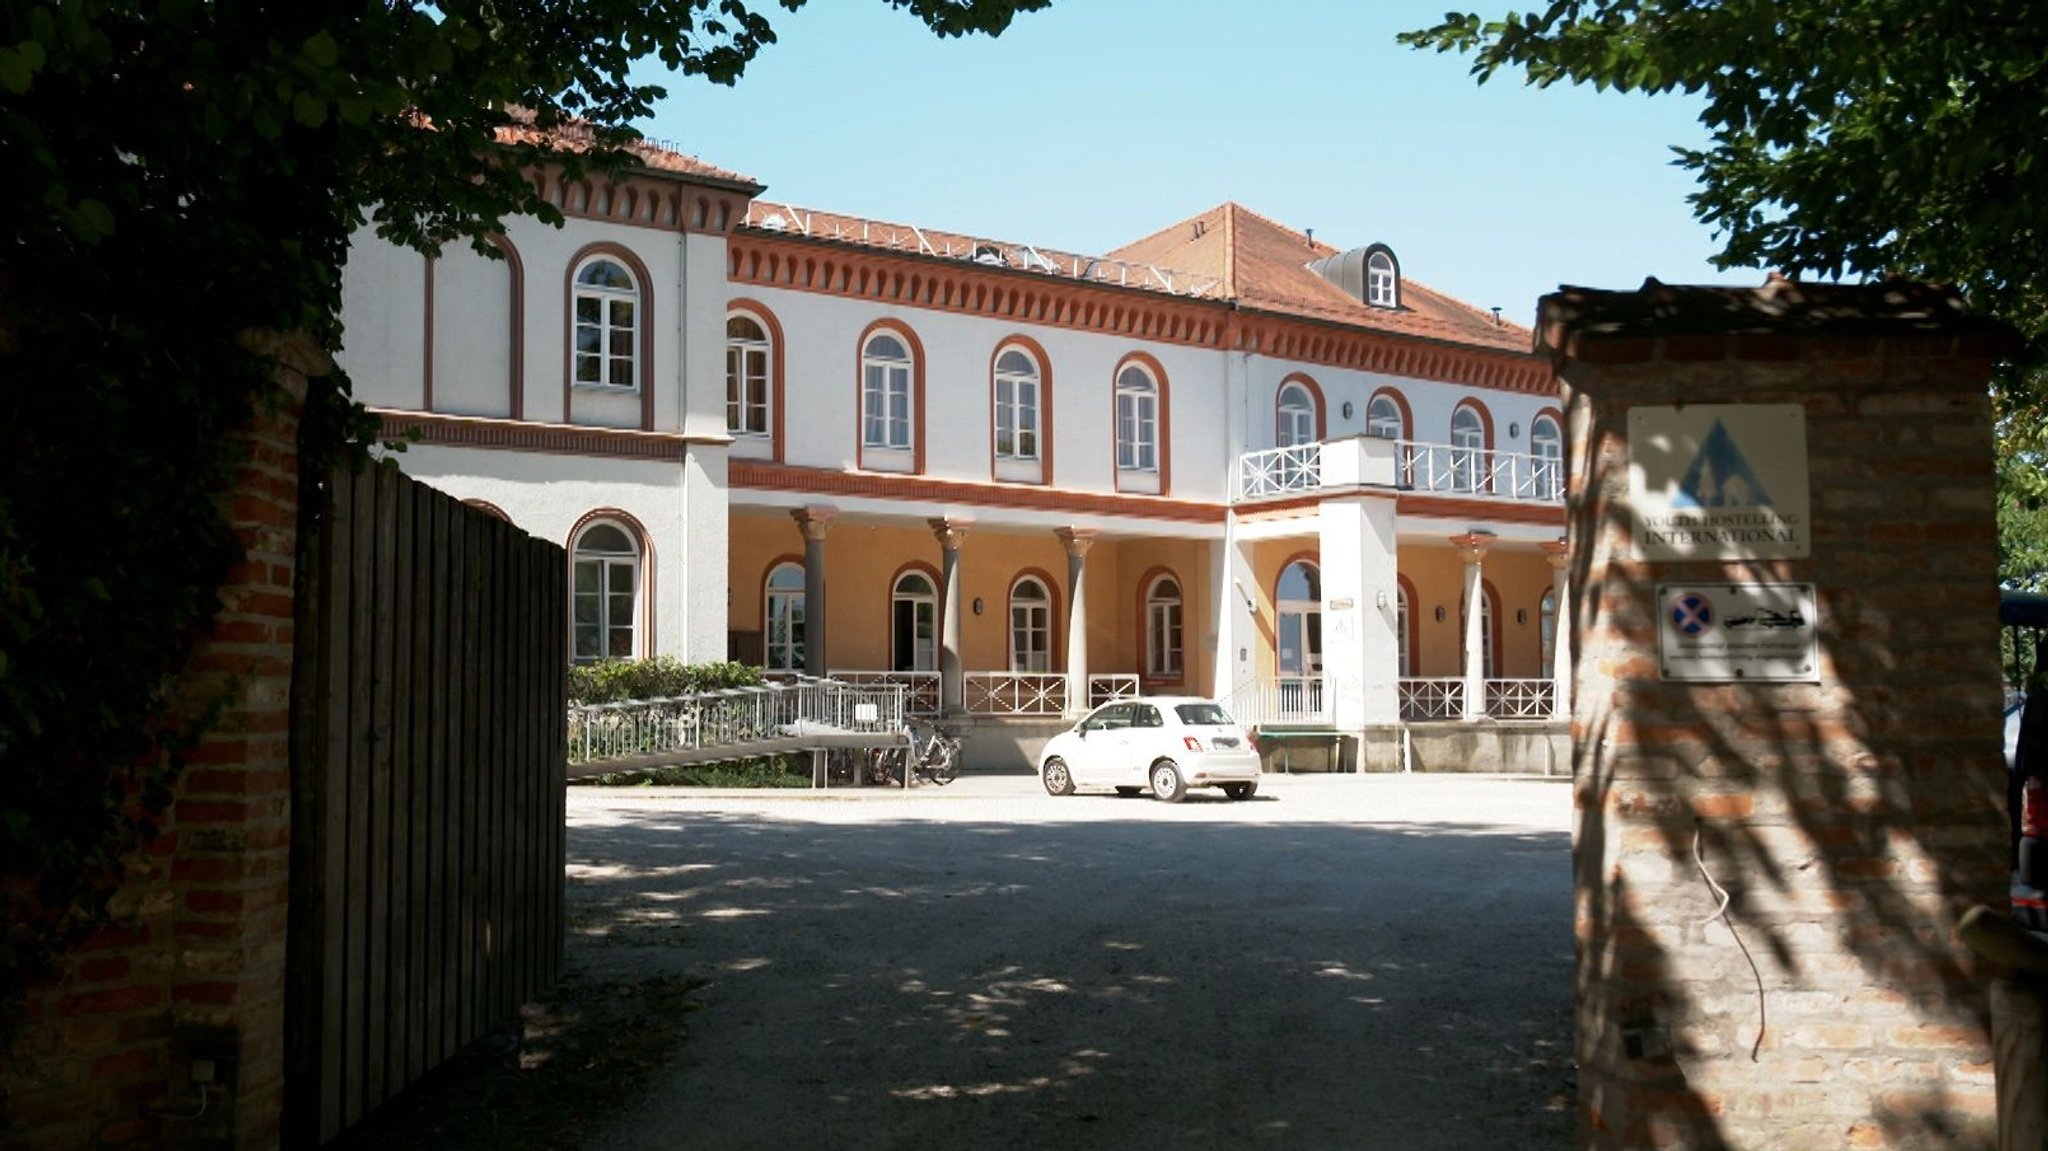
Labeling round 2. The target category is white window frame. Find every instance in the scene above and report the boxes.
[1530,414,1563,500]
[1277,382,1315,448]
[1367,250,1397,308]
[726,313,771,437]
[571,521,639,664]
[892,571,938,672]
[1009,576,1052,673]
[1146,575,1184,679]
[572,257,640,391]
[1451,404,1487,493]
[1115,365,1158,473]
[993,347,1041,462]
[765,562,806,672]
[862,332,914,451]
[1366,393,1405,440]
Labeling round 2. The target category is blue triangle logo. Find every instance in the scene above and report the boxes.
[1674,420,1772,509]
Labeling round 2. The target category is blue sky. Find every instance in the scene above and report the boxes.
[635,0,1751,326]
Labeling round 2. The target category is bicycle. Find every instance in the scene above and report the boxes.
[869,718,963,787]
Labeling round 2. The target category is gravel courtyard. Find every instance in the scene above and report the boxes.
[563,772,1576,1151]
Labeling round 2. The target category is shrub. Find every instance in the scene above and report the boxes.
[567,658,763,706]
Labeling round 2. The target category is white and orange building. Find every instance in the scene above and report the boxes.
[340,136,1570,770]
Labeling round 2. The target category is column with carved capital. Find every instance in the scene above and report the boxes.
[1452,532,1491,721]
[791,506,836,676]
[1541,538,1570,721]
[930,518,970,715]
[1056,528,1095,717]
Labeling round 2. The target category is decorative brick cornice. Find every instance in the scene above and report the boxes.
[373,409,724,460]
[730,460,1226,525]
[1234,311,1554,395]
[530,167,754,236]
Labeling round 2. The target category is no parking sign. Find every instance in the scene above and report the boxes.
[1656,583,1819,682]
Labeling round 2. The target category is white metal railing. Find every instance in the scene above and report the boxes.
[829,669,942,716]
[1088,674,1141,707]
[965,672,1067,716]
[1397,441,1564,502]
[1398,678,1465,721]
[1223,676,1336,727]
[1236,442,1324,499]
[569,677,907,767]
[1485,679,1557,720]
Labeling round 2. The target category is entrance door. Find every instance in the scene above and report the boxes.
[892,572,937,671]
[1276,561,1323,716]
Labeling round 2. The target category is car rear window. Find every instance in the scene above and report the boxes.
[1174,703,1234,727]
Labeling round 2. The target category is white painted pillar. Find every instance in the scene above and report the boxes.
[791,506,836,676]
[1543,537,1571,720]
[1454,532,1491,721]
[1318,436,1403,729]
[1057,528,1094,717]
[931,518,970,715]
[1210,525,1261,705]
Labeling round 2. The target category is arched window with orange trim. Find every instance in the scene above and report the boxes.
[571,520,639,663]
[571,257,640,391]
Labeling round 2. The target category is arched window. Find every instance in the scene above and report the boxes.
[892,571,937,672]
[572,257,640,390]
[1277,381,1317,448]
[1366,393,1406,440]
[1009,576,1052,673]
[1366,250,1398,308]
[1115,364,1159,474]
[1276,560,1322,678]
[765,562,806,672]
[1529,413,1563,501]
[1451,403,1488,493]
[862,332,914,451]
[992,347,1041,462]
[1540,589,1558,677]
[1145,574,1183,679]
[572,522,638,663]
[726,314,771,437]
[1397,586,1410,678]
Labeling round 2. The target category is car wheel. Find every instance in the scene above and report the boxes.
[1150,760,1187,803]
[1042,757,1075,796]
[1114,786,1143,798]
[1223,782,1257,801]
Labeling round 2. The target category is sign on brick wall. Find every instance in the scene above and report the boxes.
[1628,404,1810,560]
[1656,581,1819,682]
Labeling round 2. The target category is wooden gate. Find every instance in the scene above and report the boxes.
[285,463,567,1146]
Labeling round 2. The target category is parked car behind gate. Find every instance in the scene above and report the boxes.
[1040,696,1262,802]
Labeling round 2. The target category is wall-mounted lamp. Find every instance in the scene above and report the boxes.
[1434,605,1447,623]
[1341,401,1355,420]
[1375,589,1389,609]
[1234,578,1256,613]
[1515,608,1528,625]
[972,597,985,616]
[1508,421,1522,440]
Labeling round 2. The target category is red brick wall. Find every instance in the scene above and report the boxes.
[1,345,310,1151]
[1561,330,2009,1149]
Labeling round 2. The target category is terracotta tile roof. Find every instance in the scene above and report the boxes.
[738,201,1229,300]
[494,109,759,189]
[1107,202,1530,352]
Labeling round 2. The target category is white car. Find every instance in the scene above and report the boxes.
[1040,696,1262,802]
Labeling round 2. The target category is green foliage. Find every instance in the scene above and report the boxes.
[573,756,811,788]
[0,0,1047,1035]
[1403,0,2048,475]
[567,658,765,705]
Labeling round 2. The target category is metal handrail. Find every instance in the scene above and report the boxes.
[569,677,908,767]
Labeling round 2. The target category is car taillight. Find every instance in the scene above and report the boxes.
[2025,777,2048,840]
[1183,736,1205,752]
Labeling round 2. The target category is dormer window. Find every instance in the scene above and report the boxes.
[1367,250,1398,308]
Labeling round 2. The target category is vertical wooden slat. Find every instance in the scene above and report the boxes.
[437,493,466,1063]
[364,467,399,1112]
[388,475,417,1088]
[520,530,541,1001]
[405,482,434,1083]
[283,463,329,1148]
[460,507,485,1040]
[313,468,353,1144]
[341,468,377,1129]
[487,517,511,1019]
[552,541,568,984]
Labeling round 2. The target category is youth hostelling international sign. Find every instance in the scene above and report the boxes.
[1627,404,1810,561]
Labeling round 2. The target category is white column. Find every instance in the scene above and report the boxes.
[1320,495,1402,729]
[1057,528,1094,717]
[931,518,970,715]
[1543,537,1571,721]
[1210,526,1260,704]
[791,506,836,676]
[1453,532,1491,721]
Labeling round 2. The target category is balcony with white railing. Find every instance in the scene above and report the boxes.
[818,670,1141,717]
[1233,436,1564,506]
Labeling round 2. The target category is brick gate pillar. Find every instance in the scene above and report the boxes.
[1539,279,2018,1151]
